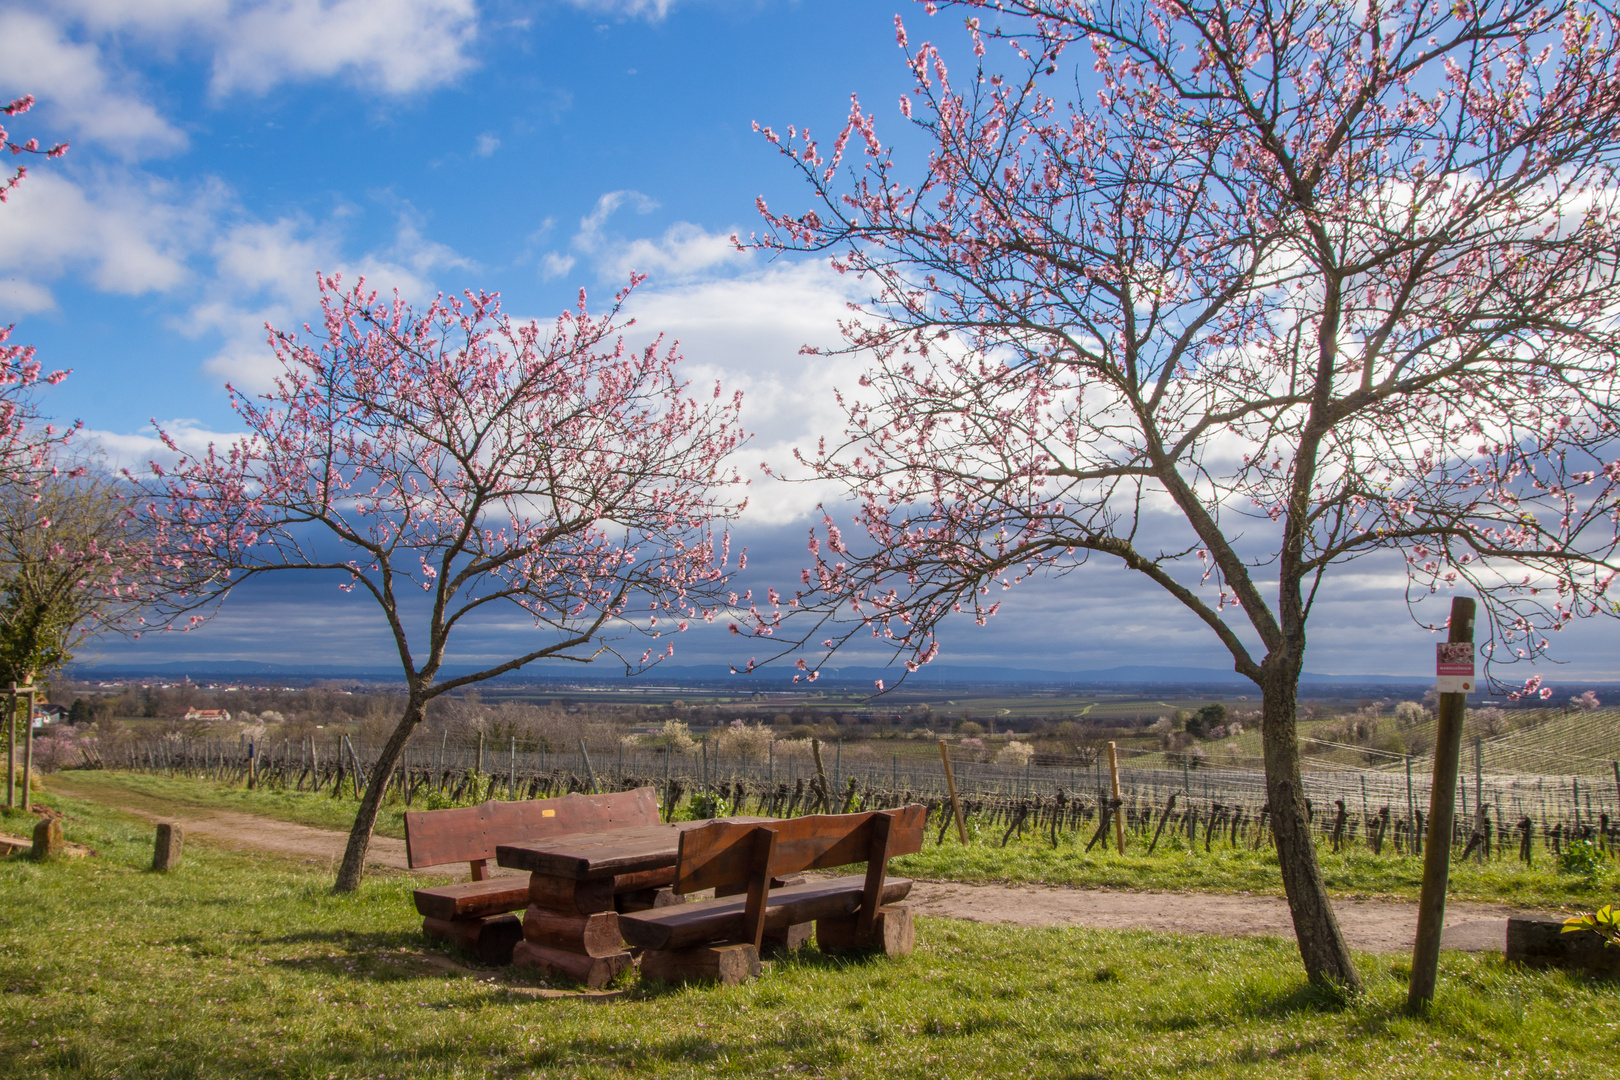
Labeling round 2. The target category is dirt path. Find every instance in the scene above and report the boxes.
[48,774,1540,953]
[905,881,1536,954]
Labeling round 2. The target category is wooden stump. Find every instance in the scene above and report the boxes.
[1506,916,1620,976]
[763,922,813,955]
[816,904,915,958]
[615,886,684,913]
[512,940,633,990]
[30,816,63,861]
[422,913,524,965]
[528,873,615,915]
[639,941,760,986]
[152,823,183,872]
[520,905,624,957]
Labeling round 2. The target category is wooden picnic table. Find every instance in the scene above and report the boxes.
[495,817,771,880]
[497,816,772,988]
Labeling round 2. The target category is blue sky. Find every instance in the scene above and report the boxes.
[2,0,1615,686]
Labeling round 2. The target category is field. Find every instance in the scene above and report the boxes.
[4,788,1619,1080]
[41,768,1620,912]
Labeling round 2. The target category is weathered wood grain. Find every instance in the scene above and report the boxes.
[520,905,624,957]
[639,941,760,986]
[511,940,632,989]
[617,876,913,950]
[421,913,524,965]
[413,877,533,921]
[817,903,915,957]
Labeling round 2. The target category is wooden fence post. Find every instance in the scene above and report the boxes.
[1408,595,1475,1013]
[938,740,967,844]
[153,823,183,871]
[4,683,13,809]
[579,738,599,794]
[1108,741,1125,855]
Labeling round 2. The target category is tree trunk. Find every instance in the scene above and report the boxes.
[333,694,425,893]
[1260,663,1363,993]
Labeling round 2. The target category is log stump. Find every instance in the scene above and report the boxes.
[816,904,915,958]
[30,816,63,861]
[511,940,633,990]
[152,823,183,872]
[1506,916,1620,976]
[422,913,524,965]
[639,941,761,986]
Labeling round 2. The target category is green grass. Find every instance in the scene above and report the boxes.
[4,795,1619,1079]
[895,828,1616,910]
[44,769,414,839]
[45,770,1617,912]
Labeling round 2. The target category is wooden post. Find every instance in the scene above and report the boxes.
[1107,741,1125,854]
[31,815,62,860]
[153,823,184,871]
[20,683,35,812]
[1408,596,1475,1013]
[1405,755,1416,838]
[4,683,14,809]
[938,740,968,844]
[579,738,599,794]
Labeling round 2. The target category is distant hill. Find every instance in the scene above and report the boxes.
[67,658,1535,690]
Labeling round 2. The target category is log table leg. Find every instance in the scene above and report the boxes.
[510,872,633,990]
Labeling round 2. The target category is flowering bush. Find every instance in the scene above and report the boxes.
[996,740,1035,767]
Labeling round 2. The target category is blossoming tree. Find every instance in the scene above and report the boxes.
[1,93,73,488]
[752,0,1620,989]
[136,274,747,891]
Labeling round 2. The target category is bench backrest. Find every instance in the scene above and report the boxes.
[405,787,660,876]
[673,804,926,948]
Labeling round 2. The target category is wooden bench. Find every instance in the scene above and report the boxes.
[404,787,663,963]
[617,804,926,984]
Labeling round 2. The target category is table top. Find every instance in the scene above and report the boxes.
[496,816,772,880]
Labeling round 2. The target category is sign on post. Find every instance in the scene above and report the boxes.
[1435,642,1475,694]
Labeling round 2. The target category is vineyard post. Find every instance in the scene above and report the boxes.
[20,683,35,811]
[1408,595,1475,1013]
[1405,756,1416,838]
[579,738,599,795]
[939,740,967,844]
[1108,741,1125,855]
[4,689,14,806]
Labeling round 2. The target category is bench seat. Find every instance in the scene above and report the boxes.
[413,876,532,922]
[617,875,913,951]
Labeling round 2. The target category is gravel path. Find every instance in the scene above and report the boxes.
[49,773,1541,953]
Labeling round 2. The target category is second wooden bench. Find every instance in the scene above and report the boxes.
[617,804,925,984]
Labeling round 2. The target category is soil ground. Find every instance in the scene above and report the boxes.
[45,772,1542,955]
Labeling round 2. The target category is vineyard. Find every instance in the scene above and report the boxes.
[82,716,1620,864]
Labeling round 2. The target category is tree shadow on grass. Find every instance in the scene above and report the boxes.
[1234,978,1354,1020]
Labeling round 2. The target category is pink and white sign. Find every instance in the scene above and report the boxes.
[1435,642,1475,694]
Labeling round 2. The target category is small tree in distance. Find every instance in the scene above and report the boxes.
[136,274,747,892]
[750,0,1620,990]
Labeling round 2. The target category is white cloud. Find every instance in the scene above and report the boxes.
[570,189,749,284]
[189,210,473,390]
[0,169,207,310]
[540,251,576,280]
[474,132,500,157]
[208,0,479,96]
[81,417,247,476]
[46,0,480,98]
[564,0,678,20]
[0,9,187,159]
[617,261,867,526]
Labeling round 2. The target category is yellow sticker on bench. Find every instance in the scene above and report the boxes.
[542,809,556,817]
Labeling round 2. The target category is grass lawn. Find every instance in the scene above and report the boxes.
[45,770,1618,912]
[2,788,1618,1079]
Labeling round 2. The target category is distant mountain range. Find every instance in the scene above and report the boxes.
[67,659,1607,689]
